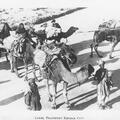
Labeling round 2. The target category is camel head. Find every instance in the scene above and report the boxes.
[69,26,79,34]
[71,26,79,31]
[64,26,79,38]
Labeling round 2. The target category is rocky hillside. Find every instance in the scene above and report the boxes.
[0,7,84,30]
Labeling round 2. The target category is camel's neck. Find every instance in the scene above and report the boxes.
[59,61,79,84]
[63,27,77,38]
[75,70,88,84]
[26,43,35,56]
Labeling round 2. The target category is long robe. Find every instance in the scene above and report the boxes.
[94,68,110,106]
[24,82,42,111]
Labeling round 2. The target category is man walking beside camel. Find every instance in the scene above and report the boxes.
[94,60,113,110]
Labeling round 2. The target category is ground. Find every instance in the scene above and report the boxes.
[0,7,120,119]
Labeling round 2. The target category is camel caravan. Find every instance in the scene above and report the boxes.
[0,19,114,110]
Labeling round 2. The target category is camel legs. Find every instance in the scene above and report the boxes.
[32,61,38,81]
[38,66,43,80]
[94,44,103,58]
[0,50,1,58]
[5,49,9,62]
[14,57,20,77]
[51,82,57,109]
[90,43,93,57]
[9,54,19,77]
[46,79,53,102]
[46,80,70,109]
[109,39,119,59]
[90,43,103,58]
[5,52,9,62]
[9,53,14,73]
[65,38,68,43]
[24,58,29,81]
[63,82,70,107]
[46,80,57,109]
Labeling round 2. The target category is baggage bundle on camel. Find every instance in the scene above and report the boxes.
[45,26,61,39]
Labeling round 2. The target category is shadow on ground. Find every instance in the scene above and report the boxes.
[0,61,10,70]
[70,39,111,55]
[69,38,120,69]
[56,89,97,110]
[56,67,120,110]
[0,84,45,106]
[0,80,11,84]
[71,50,119,70]
[107,69,120,107]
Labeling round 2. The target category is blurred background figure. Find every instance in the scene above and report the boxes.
[0,22,12,45]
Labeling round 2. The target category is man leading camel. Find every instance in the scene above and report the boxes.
[94,60,113,110]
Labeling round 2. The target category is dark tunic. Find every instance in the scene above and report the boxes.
[30,83,42,110]
[24,82,42,111]
[94,68,107,84]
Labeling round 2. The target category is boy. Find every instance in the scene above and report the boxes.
[24,78,42,110]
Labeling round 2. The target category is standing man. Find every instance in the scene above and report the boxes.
[94,60,113,110]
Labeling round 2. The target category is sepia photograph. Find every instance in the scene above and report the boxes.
[0,0,120,119]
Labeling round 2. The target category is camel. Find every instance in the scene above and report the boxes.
[34,50,94,109]
[35,26,79,44]
[90,28,120,59]
[9,36,37,80]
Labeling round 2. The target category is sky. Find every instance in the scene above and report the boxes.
[0,0,119,8]
[0,0,84,8]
